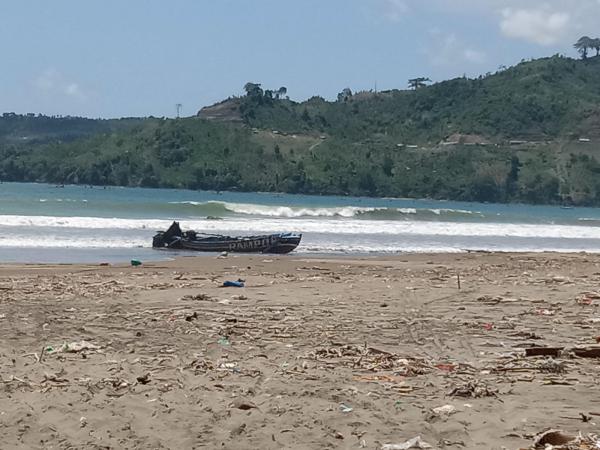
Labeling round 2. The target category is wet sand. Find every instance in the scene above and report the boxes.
[1,253,600,449]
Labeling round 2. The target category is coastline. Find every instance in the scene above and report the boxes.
[2,252,599,448]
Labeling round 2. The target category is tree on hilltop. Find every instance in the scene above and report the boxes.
[337,88,353,102]
[244,82,263,97]
[592,38,600,57]
[408,77,431,90]
[275,86,287,99]
[574,36,594,59]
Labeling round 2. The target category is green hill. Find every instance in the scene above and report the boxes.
[2,55,600,205]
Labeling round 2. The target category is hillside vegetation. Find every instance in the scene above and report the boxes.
[2,55,600,205]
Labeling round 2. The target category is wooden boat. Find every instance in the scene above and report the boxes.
[152,221,301,254]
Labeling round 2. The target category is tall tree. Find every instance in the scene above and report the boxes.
[243,82,263,97]
[337,88,353,102]
[574,36,594,59]
[408,77,431,90]
[592,38,600,57]
[276,86,287,99]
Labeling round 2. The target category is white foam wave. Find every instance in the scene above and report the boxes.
[3,214,600,240]
[223,203,388,218]
[0,235,148,249]
[430,208,474,215]
[38,198,87,203]
[167,201,478,218]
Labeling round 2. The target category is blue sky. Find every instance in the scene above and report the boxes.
[0,0,597,118]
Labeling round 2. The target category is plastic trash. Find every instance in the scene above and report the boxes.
[131,259,142,267]
[381,436,433,449]
[339,403,353,413]
[217,336,230,346]
[223,280,244,288]
[432,404,457,416]
[47,340,100,354]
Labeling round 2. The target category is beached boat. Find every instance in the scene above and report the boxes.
[152,221,302,254]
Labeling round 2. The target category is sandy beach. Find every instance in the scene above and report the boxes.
[1,252,600,449]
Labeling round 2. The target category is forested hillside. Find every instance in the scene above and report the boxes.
[2,55,600,205]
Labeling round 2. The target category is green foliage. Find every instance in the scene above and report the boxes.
[3,56,600,205]
[574,36,600,59]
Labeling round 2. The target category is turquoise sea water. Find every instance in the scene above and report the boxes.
[2,182,600,262]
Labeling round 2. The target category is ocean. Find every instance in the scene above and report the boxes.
[2,182,600,263]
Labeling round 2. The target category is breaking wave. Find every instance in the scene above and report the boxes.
[3,215,600,240]
[168,201,480,220]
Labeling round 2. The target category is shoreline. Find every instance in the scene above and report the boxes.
[2,252,600,448]
[1,247,599,266]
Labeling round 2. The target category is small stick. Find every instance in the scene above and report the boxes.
[39,345,45,363]
[22,353,40,363]
[457,273,461,290]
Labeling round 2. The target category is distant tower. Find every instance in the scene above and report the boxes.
[175,103,183,118]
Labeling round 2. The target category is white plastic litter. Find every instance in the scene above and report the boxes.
[381,436,433,449]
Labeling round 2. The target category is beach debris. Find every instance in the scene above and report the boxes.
[449,380,498,399]
[538,358,567,374]
[528,429,600,448]
[307,345,431,375]
[136,373,151,385]
[352,374,404,383]
[431,404,457,416]
[512,330,543,340]
[222,280,245,288]
[185,312,198,322]
[572,347,600,358]
[525,347,563,357]
[217,336,230,346]
[339,403,353,413]
[546,276,573,285]
[435,363,457,372]
[531,429,575,447]
[576,291,600,305]
[130,259,142,267]
[232,294,248,300]
[477,295,507,305]
[43,371,68,383]
[47,341,100,354]
[180,293,212,301]
[380,436,433,449]
[218,251,228,258]
[230,423,246,436]
[79,416,87,428]
[232,399,258,410]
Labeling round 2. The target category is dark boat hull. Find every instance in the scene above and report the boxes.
[153,222,301,254]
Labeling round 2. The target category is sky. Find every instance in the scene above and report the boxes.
[0,0,598,118]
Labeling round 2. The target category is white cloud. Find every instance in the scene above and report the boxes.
[426,32,487,67]
[373,0,600,47]
[33,68,60,92]
[33,69,88,101]
[382,0,409,22]
[64,83,86,100]
[464,48,487,64]
[500,8,570,45]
